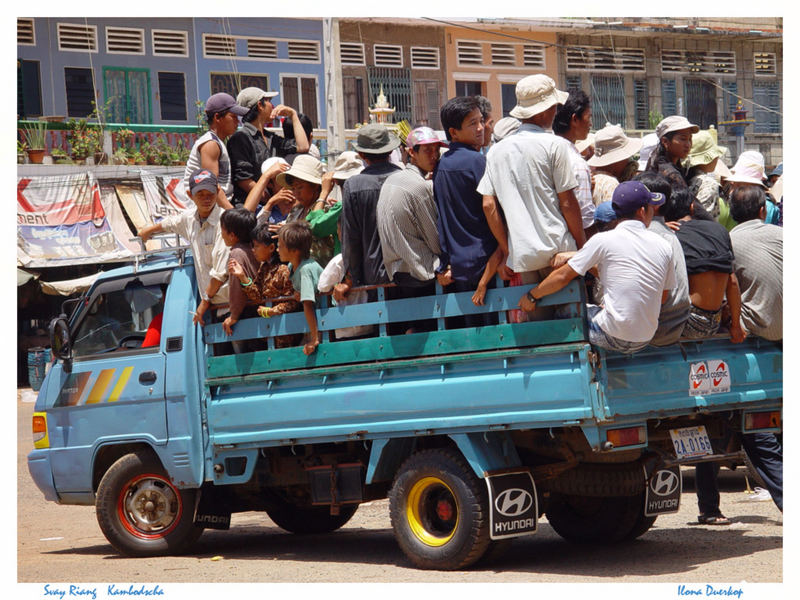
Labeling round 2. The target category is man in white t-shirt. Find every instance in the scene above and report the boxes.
[518,181,676,354]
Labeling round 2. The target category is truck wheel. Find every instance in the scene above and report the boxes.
[389,448,490,570]
[95,452,203,557]
[265,501,358,534]
[545,492,640,543]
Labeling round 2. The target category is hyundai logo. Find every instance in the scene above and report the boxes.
[495,488,534,517]
[650,470,680,496]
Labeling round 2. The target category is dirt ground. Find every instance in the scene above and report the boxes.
[16,388,783,594]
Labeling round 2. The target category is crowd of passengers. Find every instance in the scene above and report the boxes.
[138,76,783,359]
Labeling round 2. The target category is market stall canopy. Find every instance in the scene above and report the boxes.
[39,272,100,296]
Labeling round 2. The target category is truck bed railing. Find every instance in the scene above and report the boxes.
[203,279,587,382]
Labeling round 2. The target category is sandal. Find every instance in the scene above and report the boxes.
[698,514,731,525]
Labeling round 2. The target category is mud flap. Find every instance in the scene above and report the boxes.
[486,469,538,540]
[193,490,231,530]
[643,464,682,517]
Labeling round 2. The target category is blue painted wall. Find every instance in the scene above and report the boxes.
[18,17,325,126]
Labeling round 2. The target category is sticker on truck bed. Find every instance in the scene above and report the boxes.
[486,470,538,540]
[689,360,730,396]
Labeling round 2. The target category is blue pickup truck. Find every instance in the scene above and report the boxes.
[27,246,782,570]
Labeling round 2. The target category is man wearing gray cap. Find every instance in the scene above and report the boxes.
[338,124,402,298]
[184,92,249,209]
[478,74,585,306]
[227,86,310,207]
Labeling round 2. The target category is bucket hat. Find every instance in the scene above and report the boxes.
[587,123,642,167]
[236,86,279,110]
[261,156,290,175]
[575,132,595,155]
[687,130,727,168]
[714,159,732,180]
[656,115,699,139]
[509,74,569,120]
[276,154,323,188]
[352,124,401,154]
[637,133,659,171]
[331,151,365,180]
[491,117,521,143]
[727,150,767,187]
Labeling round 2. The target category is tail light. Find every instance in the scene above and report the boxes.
[32,412,49,449]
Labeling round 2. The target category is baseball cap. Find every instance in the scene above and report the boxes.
[406,126,447,148]
[611,181,665,217]
[237,86,279,110]
[205,92,248,117]
[655,115,699,139]
[594,201,618,224]
[188,168,219,194]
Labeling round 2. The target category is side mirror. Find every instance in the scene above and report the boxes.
[49,316,72,373]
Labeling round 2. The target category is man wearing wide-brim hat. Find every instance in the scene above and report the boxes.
[588,123,642,205]
[477,73,586,302]
[338,124,402,296]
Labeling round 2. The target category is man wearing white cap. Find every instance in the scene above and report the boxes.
[227,86,309,207]
[377,127,447,313]
[477,74,585,291]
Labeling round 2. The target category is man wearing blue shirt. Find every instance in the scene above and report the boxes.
[433,96,497,326]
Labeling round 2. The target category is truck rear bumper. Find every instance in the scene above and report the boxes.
[27,450,58,502]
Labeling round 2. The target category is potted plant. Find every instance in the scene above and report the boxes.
[17,139,27,164]
[50,147,73,164]
[22,120,47,164]
[65,117,103,164]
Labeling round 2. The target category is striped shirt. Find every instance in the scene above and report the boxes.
[183,130,233,199]
[377,163,441,282]
[565,140,595,228]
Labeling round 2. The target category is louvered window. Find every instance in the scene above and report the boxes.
[634,79,649,129]
[340,43,365,66]
[374,44,403,68]
[203,34,236,57]
[18,18,35,45]
[753,81,781,134]
[152,29,188,56]
[57,23,98,52]
[490,43,515,66]
[754,52,777,76]
[661,50,736,74]
[566,46,644,71]
[106,27,144,55]
[410,47,439,69]
[523,44,545,68]
[288,40,319,62]
[456,40,483,65]
[248,38,278,59]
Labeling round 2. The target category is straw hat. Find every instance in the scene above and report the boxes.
[686,130,727,168]
[331,151,364,180]
[276,154,323,188]
[587,123,642,167]
[727,150,767,187]
[509,74,569,120]
[637,133,659,171]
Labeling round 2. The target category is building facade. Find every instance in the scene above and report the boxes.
[338,18,447,129]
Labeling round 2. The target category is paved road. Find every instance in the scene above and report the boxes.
[17,389,782,591]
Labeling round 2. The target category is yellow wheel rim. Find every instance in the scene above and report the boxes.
[406,476,459,547]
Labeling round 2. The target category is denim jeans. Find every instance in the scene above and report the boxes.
[585,304,649,354]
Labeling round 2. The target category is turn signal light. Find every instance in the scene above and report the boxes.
[606,426,646,448]
[744,411,781,431]
[32,412,49,449]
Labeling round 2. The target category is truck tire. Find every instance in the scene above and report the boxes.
[389,448,491,570]
[265,501,358,534]
[545,463,644,497]
[545,492,641,543]
[95,452,203,557]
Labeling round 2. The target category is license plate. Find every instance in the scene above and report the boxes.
[669,426,713,459]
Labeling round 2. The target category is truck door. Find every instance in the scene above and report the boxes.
[46,270,172,494]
